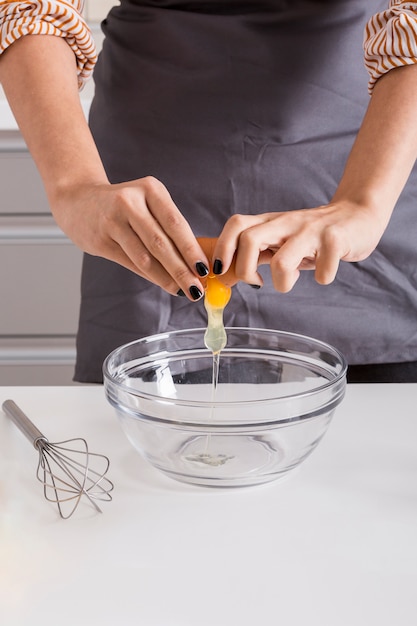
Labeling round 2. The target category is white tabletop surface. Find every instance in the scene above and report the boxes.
[0,384,416,626]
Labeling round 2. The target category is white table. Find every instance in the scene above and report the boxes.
[0,384,416,626]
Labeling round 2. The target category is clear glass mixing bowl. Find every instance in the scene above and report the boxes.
[103,327,347,487]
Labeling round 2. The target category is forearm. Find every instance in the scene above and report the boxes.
[0,34,209,300]
[333,63,417,223]
[0,35,108,203]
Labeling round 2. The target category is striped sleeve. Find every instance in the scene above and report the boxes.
[364,1,417,93]
[0,0,97,88]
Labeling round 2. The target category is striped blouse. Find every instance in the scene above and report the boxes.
[0,1,96,88]
[0,0,417,92]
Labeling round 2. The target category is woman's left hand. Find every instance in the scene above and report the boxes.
[211,200,389,292]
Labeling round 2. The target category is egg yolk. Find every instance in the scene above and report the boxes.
[205,274,232,309]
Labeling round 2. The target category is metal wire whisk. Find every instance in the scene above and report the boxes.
[2,399,114,519]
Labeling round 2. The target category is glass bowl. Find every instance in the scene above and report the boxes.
[103,327,347,487]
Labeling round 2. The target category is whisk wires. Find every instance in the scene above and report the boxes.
[35,437,114,520]
[2,399,114,520]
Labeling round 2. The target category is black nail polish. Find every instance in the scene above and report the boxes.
[176,289,186,297]
[196,261,209,277]
[250,284,262,290]
[213,259,223,275]
[189,285,203,301]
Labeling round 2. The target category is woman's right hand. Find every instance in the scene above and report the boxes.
[51,176,210,301]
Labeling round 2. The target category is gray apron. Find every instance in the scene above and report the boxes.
[75,0,417,382]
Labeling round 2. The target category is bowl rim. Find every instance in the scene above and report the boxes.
[103,326,348,408]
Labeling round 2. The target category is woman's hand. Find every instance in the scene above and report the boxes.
[53,177,210,300]
[211,201,389,292]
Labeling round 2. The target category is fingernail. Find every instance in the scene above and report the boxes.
[250,284,262,290]
[189,285,203,301]
[176,289,186,297]
[213,259,223,275]
[195,261,209,277]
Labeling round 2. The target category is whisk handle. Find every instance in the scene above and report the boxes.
[2,400,46,447]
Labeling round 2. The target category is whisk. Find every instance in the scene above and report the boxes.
[2,399,114,519]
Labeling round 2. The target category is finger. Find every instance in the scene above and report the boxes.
[197,236,248,288]
[131,221,204,300]
[213,214,265,275]
[269,237,313,292]
[215,215,278,287]
[108,228,184,295]
[197,237,217,271]
[117,192,204,300]
[143,177,210,277]
[233,238,265,286]
[270,256,301,292]
[315,250,340,285]
[314,228,346,285]
[110,217,203,300]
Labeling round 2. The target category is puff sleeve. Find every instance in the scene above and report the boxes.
[365,1,417,93]
[0,0,97,88]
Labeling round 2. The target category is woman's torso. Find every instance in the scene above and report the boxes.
[75,0,417,382]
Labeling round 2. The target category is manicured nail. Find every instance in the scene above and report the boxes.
[176,289,186,297]
[189,285,203,301]
[250,284,262,290]
[213,259,223,275]
[195,261,209,277]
